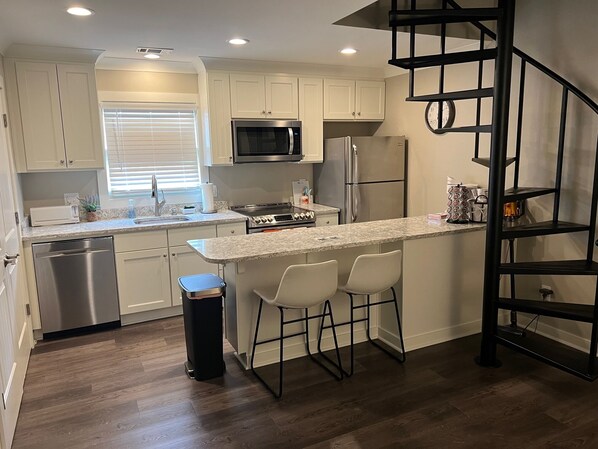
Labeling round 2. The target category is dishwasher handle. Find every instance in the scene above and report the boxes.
[35,248,112,259]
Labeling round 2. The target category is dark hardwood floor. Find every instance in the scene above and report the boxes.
[11,317,598,448]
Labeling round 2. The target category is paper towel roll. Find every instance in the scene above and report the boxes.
[200,183,216,214]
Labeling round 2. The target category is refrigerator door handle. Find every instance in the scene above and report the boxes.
[352,144,359,183]
[351,184,360,222]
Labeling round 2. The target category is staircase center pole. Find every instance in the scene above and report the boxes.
[477,0,517,366]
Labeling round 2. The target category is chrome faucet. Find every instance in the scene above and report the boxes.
[151,175,166,216]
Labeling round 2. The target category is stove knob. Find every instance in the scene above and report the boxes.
[255,217,263,224]
[293,213,300,220]
[267,217,273,222]
[300,213,306,219]
[308,212,315,219]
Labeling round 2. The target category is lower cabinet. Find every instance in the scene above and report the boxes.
[115,247,172,314]
[114,222,245,317]
[316,212,339,227]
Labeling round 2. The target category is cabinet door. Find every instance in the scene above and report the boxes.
[205,73,233,166]
[355,80,385,121]
[323,79,355,120]
[230,74,265,118]
[298,78,323,163]
[115,248,171,315]
[57,64,104,169]
[15,62,66,170]
[169,245,218,307]
[265,76,298,119]
[316,213,339,227]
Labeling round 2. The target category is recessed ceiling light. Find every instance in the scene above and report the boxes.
[228,38,249,46]
[144,54,161,60]
[340,47,358,55]
[66,6,95,16]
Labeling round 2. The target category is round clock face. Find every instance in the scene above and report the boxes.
[425,100,456,134]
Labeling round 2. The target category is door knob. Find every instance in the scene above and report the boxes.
[3,254,18,267]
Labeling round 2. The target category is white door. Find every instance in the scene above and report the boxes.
[229,74,265,118]
[324,79,355,120]
[265,76,298,119]
[0,78,31,449]
[355,80,385,121]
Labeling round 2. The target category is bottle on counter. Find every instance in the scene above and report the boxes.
[128,199,136,219]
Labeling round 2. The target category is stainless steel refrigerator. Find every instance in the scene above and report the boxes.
[314,136,406,224]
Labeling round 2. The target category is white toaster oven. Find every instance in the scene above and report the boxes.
[30,205,80,227]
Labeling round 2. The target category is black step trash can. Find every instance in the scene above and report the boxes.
[179,273,226,381]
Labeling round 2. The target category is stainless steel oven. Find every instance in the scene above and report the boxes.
[231,203,315,233]
[232,120,302,163]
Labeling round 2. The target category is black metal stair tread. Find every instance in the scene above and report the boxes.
[472,157,515,168]
[440,125,492,133]
[496,328,598,381]
[389,49,497,70]
[502,221,590,239]
[499,260,598,275]
[390,12,500,27]
[496,297,595,322]
[503,187,557,202]
[407,88,494,102]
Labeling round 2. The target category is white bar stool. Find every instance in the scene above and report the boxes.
[251,260,343,398]
[321,249,406,377]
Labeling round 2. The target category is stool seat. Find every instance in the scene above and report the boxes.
[251,260,343,398]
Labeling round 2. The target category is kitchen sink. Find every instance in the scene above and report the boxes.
[133,215,191,225]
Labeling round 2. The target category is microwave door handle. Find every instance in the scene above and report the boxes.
[288,128,294,155]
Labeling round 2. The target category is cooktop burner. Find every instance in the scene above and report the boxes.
[231,202,315,230]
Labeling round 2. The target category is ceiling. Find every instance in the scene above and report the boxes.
[0,0,476,73]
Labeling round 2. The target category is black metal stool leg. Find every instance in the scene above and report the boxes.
[251,300,285,399]
[310,304,343,380]
[364,287,406,364]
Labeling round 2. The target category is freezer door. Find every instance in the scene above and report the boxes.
[345,181,405,224]
[346,136,405,183]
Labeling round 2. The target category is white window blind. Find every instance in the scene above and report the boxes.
[102,104,201,195]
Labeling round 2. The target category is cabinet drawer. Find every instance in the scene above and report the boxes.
[316,213,339,227]
[217,222,246,237]
[114,230,168,253]
[168,225,217,247]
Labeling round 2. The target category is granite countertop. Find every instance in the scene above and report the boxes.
[295,203,339,214]
[188,216,486,263]
[21,210,247,242]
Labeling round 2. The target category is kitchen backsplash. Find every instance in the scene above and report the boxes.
[87,200,229,221]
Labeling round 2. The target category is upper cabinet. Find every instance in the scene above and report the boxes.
[324,79,385,121]
[298,77,323,163]
[230,74,298,119]
[202,72,233,166]
[8,60,103,172]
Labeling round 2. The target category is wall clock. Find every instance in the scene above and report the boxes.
[424,100,456,134]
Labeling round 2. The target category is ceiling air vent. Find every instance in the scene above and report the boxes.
[136,47,174,56]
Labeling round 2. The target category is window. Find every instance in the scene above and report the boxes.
[101,104,201,195]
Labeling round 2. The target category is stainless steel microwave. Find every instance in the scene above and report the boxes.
[232,120,302,163]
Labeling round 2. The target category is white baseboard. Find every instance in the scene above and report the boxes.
[398,320,482,352]
[533,321,590,353]
[121,306,183,326]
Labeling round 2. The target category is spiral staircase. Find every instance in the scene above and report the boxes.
[388,0,598,379]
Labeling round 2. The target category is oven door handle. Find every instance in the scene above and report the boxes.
[288,128,294,155]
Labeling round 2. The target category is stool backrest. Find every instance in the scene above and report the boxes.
[273,260,338,308]
[345,249,402,295]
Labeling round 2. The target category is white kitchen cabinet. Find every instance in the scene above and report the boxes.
[230,74,298,119]
[115,247,172,315]
[316,212,339,227]
[324,79,385,121]
[298,77,323,163]
[169,245,218,306]
[217,222,246,237]
[203,72,233,166]
[12,61,103,171]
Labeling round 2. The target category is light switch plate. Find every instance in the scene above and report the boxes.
[64,193,80,206]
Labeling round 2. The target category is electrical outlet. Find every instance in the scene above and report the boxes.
[540,284,553,301]
[64,193,80,206]
[213,185,218,198]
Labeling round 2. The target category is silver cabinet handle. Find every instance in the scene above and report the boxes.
[267,111,272,115]
[261,110,266,115]
[352,111,355,116]
[69,160,74,164]
[230,230,235,234]
[60,160,65,165]
[357,112,361,116]
[3,253,19,267]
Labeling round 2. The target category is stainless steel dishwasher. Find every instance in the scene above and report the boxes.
[33,237,121,337]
